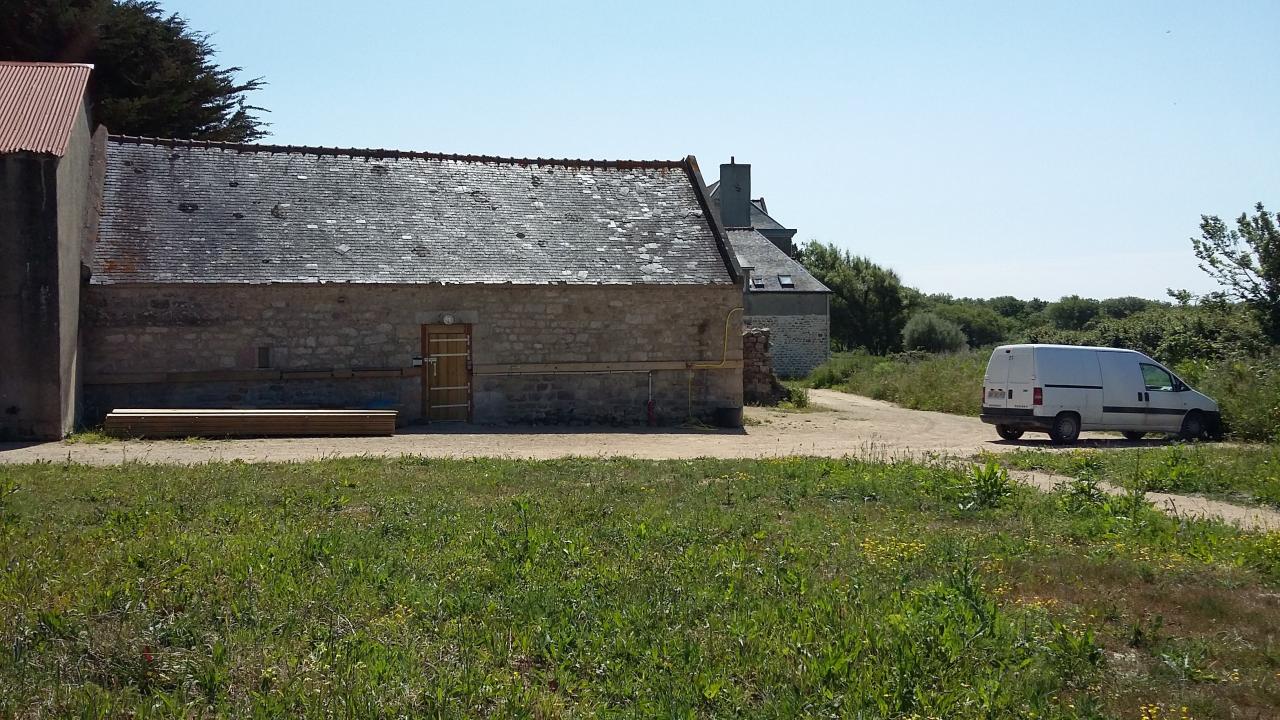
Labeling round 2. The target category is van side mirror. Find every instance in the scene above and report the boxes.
[1174,380,1188,392]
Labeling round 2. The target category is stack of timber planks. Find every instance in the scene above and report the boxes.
[103,409,397,439]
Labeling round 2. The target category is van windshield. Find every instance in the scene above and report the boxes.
[1140,363,1175,392]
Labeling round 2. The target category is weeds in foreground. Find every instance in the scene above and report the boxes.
[962,460,1013,510]
[1006,444,1280,508]
[0,457,1277,717]
[62,429,116,444]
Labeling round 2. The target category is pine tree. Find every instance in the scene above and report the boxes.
[0,0,267,141]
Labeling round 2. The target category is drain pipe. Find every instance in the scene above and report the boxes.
[687,307,745,420]
[647,371,656,426]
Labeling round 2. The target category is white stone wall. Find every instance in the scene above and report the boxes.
[744,314,829,378]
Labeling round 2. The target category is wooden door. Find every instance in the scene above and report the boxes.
[422,324,472,422]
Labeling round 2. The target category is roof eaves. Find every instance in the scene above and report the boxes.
[683,155,743,285]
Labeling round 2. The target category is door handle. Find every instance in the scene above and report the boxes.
[1138,392,1143,402]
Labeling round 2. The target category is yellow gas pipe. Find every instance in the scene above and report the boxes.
[688,307,744,421]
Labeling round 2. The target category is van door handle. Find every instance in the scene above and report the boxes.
[1007,389,1012,399]
[1138,392,1143,402]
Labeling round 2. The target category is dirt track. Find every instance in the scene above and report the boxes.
[2,389,1276,531]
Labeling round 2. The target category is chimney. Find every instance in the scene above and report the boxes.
[719,158,751,228]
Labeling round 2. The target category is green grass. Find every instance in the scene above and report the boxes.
[1001,444,1280,508]
[62,429,117,445]
[805,351,987,416]
[1,457,1279,718]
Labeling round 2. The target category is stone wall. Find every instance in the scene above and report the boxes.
[0,103,91,439]
[0,154,62,439]
[56,105,91,434]
[82,283,743,426]
[742,328,787,405]
[743,313,829,378]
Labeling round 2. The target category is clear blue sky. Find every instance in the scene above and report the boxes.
[165,0,1279,300]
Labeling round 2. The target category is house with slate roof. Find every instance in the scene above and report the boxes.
[0,62,747,437]
[710,162,831,376]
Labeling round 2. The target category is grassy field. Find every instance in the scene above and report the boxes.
[806,351,987,416]
[1001,444,1280,509]
[2,458,1279,718]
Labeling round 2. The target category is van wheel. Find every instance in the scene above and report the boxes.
[1180,412,1206,441]
[1049,413,1081,445]
[996,425,1024,441]
[1122,431,1145,441]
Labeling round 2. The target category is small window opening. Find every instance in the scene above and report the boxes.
[256,346,272,369]
[778,274,795,288]
[750,276,765,289]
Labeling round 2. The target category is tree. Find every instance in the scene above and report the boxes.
[1191,203,1280,343]
[902,313,967,353]
[796,241,907,353]
[0,0,266,141]
[1045,295,1100,331]
[987,295,1027,320]
[1099,296,1154,320]
[932,303,1008,347]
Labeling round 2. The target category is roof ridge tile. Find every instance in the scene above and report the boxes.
[107,134,685,170]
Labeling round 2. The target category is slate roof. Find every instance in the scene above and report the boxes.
[727,229,829,293]
[0,62,91,156]
[92,137,735,286]
[705,181,789,231]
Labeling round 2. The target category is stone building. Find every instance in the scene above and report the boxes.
[710,162,831,377]
[0,62,747,437]
[0,62,96,438]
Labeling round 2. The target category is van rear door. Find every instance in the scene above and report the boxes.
[1008,346,1036,410]
[1098,351,1147,430]
[983,347,1011,409]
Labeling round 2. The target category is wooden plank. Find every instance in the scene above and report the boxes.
[87,359,742,386]
[280,370,335,380]
[351,369,406,379]
[473,360,743,375]
[103,409,397,438]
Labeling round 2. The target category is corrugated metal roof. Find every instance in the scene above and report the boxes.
[0,62,91,156]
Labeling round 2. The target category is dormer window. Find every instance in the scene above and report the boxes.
[778,274,794,288]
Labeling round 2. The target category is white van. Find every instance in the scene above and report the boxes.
[980,344,1221,444]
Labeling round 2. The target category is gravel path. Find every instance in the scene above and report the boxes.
[2,389,1276,531]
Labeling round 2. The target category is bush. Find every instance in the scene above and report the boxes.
[787,386,810,409]
[932,303,1008,348]
[1022,302,1269,366]
[806,353,867,389]
[1193,356,1280,442]
[902,313,967,353]
[804,351,986,416]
